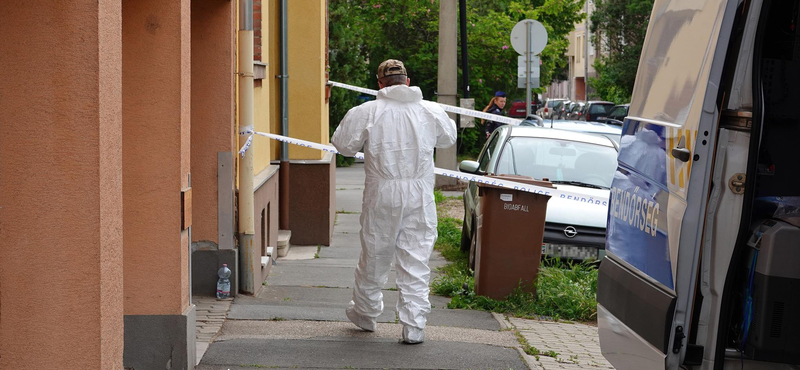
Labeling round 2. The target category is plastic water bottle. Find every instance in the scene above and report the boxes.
[216,264,231,299]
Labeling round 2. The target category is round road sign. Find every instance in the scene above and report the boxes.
[510,19,548,55]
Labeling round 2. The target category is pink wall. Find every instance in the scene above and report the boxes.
[191,0,236,245]
[122,0,191,315]
[0,1,123,368]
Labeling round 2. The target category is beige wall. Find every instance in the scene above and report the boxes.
[288,0,329,160]
[254,83,273,173]
[123,0,191,315]
[192,0,237,245]
[266,0,330,161]
[0,1,124,369]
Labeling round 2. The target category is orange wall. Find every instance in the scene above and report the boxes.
[192,0,236,244]
[123,0,191,315]
[0,1,124,369]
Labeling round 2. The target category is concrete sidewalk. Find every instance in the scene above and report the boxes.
[197,164,526,370]
[196,163,614,370]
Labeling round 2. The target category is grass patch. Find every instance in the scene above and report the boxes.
[434,189,446,205]
[430,215,599,322]
[336,209,359,214]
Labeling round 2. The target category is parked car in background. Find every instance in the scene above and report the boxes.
[596,103,629,126]
[458,126,618,268]
[567,102,586,120]
[507,99,541,118]
[559,101,576,119]
[580,101,615,122]
[536,98,567,119]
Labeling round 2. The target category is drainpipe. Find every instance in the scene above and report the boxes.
[278,0,290,230]
[238,0,257,294]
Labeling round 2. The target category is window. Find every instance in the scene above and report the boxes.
[478,132,502,173]
[590,103,613,115]
[608,106,626,120]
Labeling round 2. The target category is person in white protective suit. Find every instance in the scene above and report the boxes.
[331,59,457,344]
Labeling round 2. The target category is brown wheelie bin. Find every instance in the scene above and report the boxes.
[473,174,553,300]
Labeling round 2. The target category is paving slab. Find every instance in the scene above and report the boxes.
[278,245,318,260]
[336,190,364,214]
[266,265,397,289]
[333,213,362,234]
[509,317,613,369]
[227,304,398,323]
[334,165,367,187]
[247,285,398,306]
[215,320,518,346]
[426,308,501,331]
[199,337,527,370]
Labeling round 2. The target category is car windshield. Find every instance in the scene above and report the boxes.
[494,137,618,189]
[547,100,560,108]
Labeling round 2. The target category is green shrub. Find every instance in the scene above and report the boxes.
[431,222,600,322]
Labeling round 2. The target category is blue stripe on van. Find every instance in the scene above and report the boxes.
[606,119,674,289]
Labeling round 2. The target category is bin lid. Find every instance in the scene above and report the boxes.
[478,174,554,190]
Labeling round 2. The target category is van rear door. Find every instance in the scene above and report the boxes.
[597,0,739,369]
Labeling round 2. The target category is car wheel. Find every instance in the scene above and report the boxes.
[468,225,477,272]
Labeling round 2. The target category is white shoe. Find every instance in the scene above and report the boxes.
[402,325,425,344]
[345,307,376,332]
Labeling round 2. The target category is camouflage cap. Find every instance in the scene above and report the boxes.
[377,59,407,79]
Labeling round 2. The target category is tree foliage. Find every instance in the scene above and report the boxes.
[588,0,654,104]
[328,0,585,156]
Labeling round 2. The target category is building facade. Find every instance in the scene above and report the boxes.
[0,0,332,368]
[544,0,604,101]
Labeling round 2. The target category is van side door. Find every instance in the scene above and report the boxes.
[597,0,740,369]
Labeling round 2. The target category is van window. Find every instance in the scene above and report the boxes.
[629,0,729,126]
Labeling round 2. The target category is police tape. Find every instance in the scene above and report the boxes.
[327,80,524,127]
[238,129,610,207]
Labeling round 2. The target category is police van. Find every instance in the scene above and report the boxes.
[598,0,800,369]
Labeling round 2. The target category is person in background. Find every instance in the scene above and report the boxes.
[482,91,507,138]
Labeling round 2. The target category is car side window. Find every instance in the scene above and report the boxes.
[478,133,501,173]
[608,107,625,119]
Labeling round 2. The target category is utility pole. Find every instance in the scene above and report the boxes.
[584,0,589,100]
[436,0,458,188]
[459,0,469,99]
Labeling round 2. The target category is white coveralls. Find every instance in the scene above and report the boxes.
[331,84,457,340]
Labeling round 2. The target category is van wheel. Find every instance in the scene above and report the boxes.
[468,226,477,272]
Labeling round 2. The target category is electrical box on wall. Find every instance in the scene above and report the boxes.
[181,187,192,230]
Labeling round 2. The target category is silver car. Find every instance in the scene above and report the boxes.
[458,125,619,268]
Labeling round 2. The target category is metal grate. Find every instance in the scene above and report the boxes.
[770,301,785,338]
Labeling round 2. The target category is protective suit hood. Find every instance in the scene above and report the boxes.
[377,84,423,102]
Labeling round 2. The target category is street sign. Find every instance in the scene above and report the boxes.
[459,98,475,128]
[517,55,540,76]
[510,20,547,55]
[518,76,540,89]
[510,19,548,117]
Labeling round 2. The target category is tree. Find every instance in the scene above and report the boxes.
[327,0,586,157]
[588,0,654,103]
